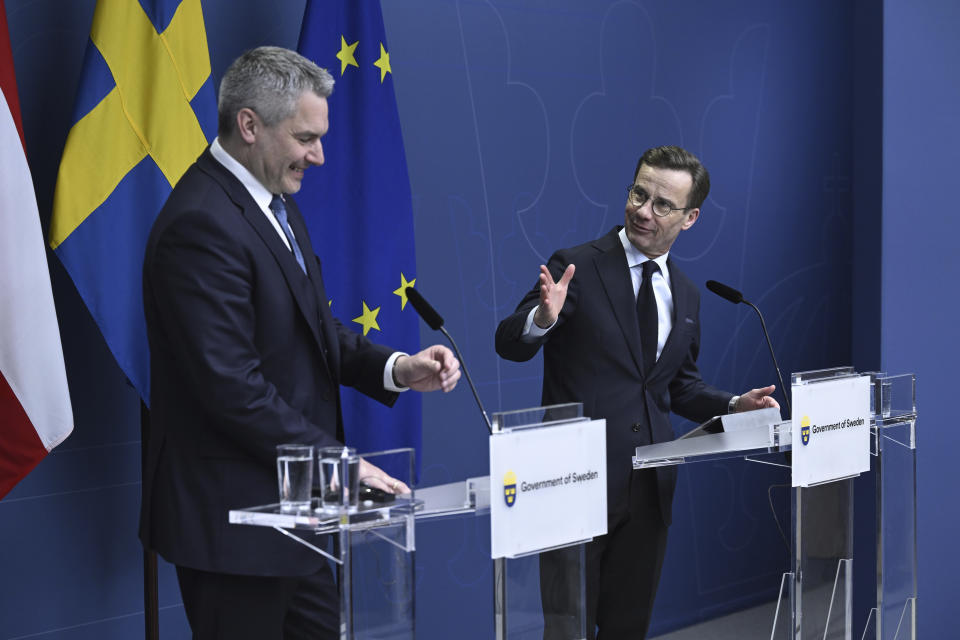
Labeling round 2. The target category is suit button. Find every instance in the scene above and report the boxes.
[322,392,331,402]
[631,423,643,432]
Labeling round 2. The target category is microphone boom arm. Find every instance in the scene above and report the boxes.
[742,299,792,415]
[438,326,493,434]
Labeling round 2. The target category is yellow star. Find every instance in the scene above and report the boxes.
[392,274,416,310]
[336,36,359,75]
[352,301,381,336]
[373,42,392,83]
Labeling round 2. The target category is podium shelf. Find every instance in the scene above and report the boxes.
[229,496,418,535]
[633,420,790,469]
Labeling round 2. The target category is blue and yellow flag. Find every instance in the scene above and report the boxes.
[49,0,216,402]
[297,1,422,470]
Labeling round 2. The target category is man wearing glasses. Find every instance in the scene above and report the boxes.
[495,145,778,638]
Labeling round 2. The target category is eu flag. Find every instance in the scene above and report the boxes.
[297,1,422,470]
[49,0,217,403]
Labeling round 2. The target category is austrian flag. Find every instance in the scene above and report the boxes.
[0,1,74,500]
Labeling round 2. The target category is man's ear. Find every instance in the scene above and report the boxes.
[235,107,259,144]
[681,208,700,230]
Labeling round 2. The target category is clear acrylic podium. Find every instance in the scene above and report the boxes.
[415,473,588,639]
[229,405,593,640]
[633,368,917,640]
[229,448,419,639]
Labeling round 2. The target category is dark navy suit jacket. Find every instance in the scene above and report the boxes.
[495,227,732,526]
[139,148,396,576]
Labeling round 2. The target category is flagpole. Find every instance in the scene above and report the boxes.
[141,401,159,640]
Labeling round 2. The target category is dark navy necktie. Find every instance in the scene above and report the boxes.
[269,195,307,275]
[637,260,660,374]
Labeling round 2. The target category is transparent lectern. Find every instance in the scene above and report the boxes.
[229,448,419,639]
[229,404,598,640]
[632,368,917,640]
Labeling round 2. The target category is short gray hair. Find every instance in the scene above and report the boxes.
[218,46,334,138]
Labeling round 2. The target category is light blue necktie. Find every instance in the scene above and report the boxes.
[269,195,307,275]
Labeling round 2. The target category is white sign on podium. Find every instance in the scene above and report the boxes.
[489,418,607,559]
[791,374,870,487]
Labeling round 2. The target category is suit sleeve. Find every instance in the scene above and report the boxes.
[147,207,340,464]
[667,292,732,424]
[495,250,578,362]
[308,254,398,403]
[331,313,397,401]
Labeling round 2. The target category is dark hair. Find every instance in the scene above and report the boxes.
[218,46,335,138]
[633,146,710,209]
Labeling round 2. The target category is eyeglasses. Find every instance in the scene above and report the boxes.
[627,185,689,217]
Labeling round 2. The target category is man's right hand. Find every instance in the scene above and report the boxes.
[533,263,575,328]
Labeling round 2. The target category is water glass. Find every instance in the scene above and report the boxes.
[318,446,360,513]
[276,444,313,512]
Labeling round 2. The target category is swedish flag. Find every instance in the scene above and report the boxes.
[49,0,216,402]
[297,1,422,471]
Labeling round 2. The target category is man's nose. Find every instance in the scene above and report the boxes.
[635,199,654,219]
[306,140,324,166]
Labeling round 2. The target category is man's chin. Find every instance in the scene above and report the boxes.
[625,229,649,251]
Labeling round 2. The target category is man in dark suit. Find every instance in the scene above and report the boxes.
[139,47,460,639]
[495,146,778,639]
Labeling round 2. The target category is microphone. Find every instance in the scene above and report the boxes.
[405,287,444,331]
[406,288,493,434]
[705,280,743,304]
[705,280,791,414]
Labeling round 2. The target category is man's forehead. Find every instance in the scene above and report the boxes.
[288,93,329,130]
[293,92,328,114]
[634,165,692,195]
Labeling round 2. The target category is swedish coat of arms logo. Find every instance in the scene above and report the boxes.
[801,416,811,446]
[503,471,517,507]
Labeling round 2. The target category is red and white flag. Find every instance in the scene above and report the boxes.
[0,0,73,500]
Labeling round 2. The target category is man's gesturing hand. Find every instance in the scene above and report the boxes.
[393,345,461,393]
[533,264,575,329]
[733,385,780,412]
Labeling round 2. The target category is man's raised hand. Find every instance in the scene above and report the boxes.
[533,264,575,329]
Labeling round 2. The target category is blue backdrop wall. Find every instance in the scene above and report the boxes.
[1,0,951,638]
[882,0,960,636]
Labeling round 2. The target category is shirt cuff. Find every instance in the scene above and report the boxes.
[728,395,740,414]
[520,306,555,342]
[384,352,410,393]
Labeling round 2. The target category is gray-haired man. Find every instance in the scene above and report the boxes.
[140,46,459,639]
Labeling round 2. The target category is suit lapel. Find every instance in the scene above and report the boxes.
[282,196,316,279]
[284,197,341,382]
[593,229,645,376]
[197,151,332,375]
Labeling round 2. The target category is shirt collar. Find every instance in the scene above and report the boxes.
[618,227,670,275]
[210,137,275,212]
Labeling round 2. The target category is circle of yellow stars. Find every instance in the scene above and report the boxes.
[346,273,416,336]
[336,35,392,83]
[331,32,403,336]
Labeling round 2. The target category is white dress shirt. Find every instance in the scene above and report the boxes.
[209,137,295,251]
[618,228,673,361]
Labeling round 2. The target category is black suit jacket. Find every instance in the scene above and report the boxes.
[495,227,731,526]
[139,148,397,576]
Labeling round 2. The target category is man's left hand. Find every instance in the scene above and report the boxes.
[735,385,780,412]
[359,458,411,495]
[394,345,461,392]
